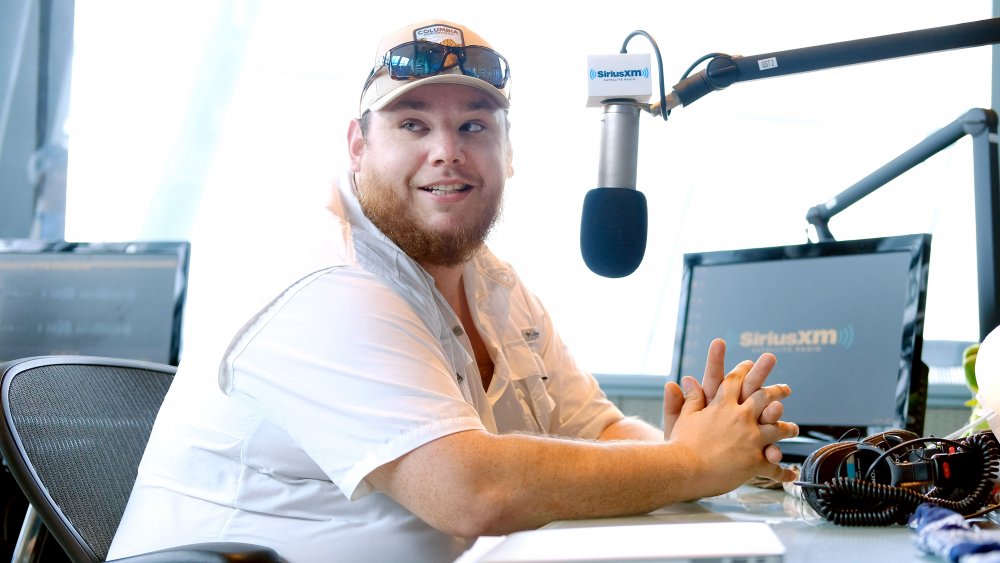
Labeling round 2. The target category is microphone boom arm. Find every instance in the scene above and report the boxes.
[664,18,1000,111]
[651,18,1000,337]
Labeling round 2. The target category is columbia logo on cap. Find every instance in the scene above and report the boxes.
[414,24,465,45]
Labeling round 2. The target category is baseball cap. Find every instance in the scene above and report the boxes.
[359,19,511,116]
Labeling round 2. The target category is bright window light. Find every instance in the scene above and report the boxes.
[66,1,994,376]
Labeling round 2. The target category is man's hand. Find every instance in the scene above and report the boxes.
[664,339,781,436]
[662,338,795,480]
[669,362,798,489]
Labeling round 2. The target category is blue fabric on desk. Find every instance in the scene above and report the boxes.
[909,504,1000,562]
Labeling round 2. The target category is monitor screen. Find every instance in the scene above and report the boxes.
[0,240,190,365]
[671,234,930,435]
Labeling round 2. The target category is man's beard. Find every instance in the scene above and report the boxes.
[355,170,503,268]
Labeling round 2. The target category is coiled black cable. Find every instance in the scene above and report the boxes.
[806,432,999,526]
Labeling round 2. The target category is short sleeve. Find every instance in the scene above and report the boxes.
[223,267,486,499]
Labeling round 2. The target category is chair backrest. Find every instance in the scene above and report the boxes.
[0,355,175,562]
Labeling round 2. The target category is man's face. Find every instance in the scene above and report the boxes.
[348,83,513,267]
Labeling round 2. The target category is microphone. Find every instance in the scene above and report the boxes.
[582,53,652,278]
[580,102,647,277]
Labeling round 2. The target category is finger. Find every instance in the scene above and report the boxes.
[701,338,726,403]
[764,443,784,464]
[759,420,800,444]
[762,458,798,483]
[776,464,798,483]
[715,360,753,403]
[740,353,776,403]
[763,444,799,482]
[759,400,784,425]
[758,423,800,483]
[747,383,791,417]
[662,382,684,439]
[679,376,706,414]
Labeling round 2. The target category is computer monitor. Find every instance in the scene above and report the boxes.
[671,234,931,446]
[0,240,190,365]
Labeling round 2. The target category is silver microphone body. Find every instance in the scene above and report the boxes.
[598,101,641,189]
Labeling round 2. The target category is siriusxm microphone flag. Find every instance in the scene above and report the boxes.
[586,53,652,107]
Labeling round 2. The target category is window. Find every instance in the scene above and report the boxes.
[66,0,994,375]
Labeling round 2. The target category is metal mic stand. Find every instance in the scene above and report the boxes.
[805,108,1000,342]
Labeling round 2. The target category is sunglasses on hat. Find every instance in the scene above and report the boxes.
[363,41,511,92]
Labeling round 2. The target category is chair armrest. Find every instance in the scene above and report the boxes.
[107,541,283,562]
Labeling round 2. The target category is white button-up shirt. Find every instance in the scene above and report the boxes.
[109,174,624,563]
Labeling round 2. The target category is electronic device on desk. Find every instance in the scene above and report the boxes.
[797,429,1000,526]
[671,234,931,462]
[477,522,784,562]
[0,239,190,365]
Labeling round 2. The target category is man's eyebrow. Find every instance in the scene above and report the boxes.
[387,99,429,112]
[464,99,497,112]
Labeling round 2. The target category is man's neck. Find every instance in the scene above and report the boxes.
[421,262,465,311]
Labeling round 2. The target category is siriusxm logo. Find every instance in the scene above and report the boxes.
[589,67,650,80]
[738,325,855,350]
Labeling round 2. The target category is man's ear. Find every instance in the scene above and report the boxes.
[347,119,365,173]
[505,142,515,179]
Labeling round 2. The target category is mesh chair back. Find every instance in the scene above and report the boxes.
[0,356,175,562]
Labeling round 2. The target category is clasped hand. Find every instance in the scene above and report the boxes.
[663,338,798,486]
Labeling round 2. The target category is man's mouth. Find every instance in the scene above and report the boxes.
[419,183,471,195]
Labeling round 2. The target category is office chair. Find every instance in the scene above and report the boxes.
[0,355,283,563]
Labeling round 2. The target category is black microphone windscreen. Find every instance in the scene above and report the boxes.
[580,188,648,278]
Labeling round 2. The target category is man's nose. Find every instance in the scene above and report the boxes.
[428,130,465,165]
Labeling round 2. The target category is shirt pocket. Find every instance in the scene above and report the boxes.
[501,340,556,432]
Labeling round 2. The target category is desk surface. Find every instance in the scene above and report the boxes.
[539,485,917,562]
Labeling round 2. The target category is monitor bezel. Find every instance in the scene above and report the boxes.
[0,240,191,366]
[670,233,931,435]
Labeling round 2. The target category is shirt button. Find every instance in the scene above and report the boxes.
[453,326,465,337]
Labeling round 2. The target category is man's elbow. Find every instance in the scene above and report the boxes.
[378,431,551,537]
[428,483,540,538]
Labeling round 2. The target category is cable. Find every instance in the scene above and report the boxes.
[679,52,727,81]
[861,436,968,482]
[620,31,669,121]
[964,503,1000,520]
[800,431,1000,526]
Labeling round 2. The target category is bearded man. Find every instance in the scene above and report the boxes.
[108,19,796,563]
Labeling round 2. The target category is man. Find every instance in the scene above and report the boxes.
[108,19,797,562]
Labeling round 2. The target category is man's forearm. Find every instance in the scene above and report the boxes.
[370,429,706,537]
[368,366,795,538]
[481,432,705,532]
[598,415,664,442]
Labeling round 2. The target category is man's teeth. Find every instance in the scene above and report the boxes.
[422,184,468,195]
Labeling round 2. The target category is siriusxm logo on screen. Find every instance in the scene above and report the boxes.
[589,67,650,80]
[738,325,855,351]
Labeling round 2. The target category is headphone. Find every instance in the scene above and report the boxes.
[797,429,1000,526]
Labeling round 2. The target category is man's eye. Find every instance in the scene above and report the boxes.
[461,122,485,133]
[401,121,425,131]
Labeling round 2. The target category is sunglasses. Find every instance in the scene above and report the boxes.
[364,41,511,92]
